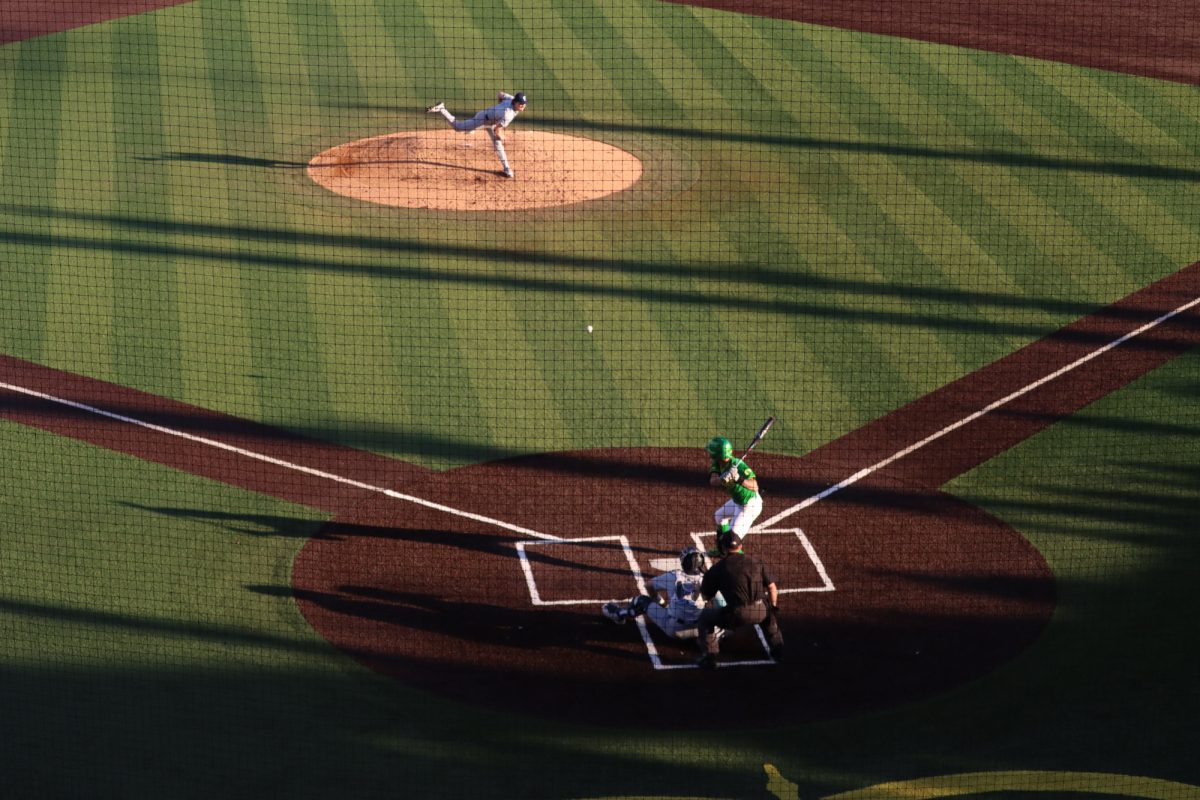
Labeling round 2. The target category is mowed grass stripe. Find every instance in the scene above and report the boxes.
[657,15,936,422]
[285,0,366,110]
[0,48,15,168]
[514,266,652,450]
[660,5,783,136]
[910,45,1130,302]
[464,0,556,90]
[1092,72,1200,258]
[249,1,323,121]
[606,6,876,430]
[370,280,493,469]
[445,285,575,458]
[0,39,67,361]
[887,44,1180,286]
[44,36,117,379]
[415,0,511,103]
[572,295,701,450]
[550,0,683,117]
[967,53,1172,275]
[110,14,183,397]
[201,0,332,431]
[1019,61,1200,257]
[504,0,629,118]
[1139,76,1200,131]
[158,4,260,418]
[308,272,407,453]
[1095,73,1200,157]
[409,3,579,456]
[740,25,982,378]
[328,0,410,111]
[592,0,736,124]
[730,185,930,440]
[376,0,459,104]
[796,28,1064,352]
[409,0,490,105]
[387,3,580,456]
[731,177,916,443]
[916,48,1158,295]
[848,34,1108,322]
[250,1,417,448]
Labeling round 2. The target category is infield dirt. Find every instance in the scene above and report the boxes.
[308,131,643,211]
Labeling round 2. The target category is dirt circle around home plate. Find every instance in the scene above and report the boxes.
[307,130,644,211]
[291,448,1058,729]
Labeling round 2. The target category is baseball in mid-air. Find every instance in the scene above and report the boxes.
[586,325,593,333]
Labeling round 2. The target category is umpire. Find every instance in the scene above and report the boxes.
[695,528,784,668]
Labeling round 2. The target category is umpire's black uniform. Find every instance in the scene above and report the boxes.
[697,548,784,663]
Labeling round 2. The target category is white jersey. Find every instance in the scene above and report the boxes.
[482,92,521,128]
[644,569,708,638]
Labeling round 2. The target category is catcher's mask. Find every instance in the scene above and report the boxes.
[680,546,708,576]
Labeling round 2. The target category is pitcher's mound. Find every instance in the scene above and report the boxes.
[308,130,643,211]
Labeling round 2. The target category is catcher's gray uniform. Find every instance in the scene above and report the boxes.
[601,548,723,639]
[642,568,706,638]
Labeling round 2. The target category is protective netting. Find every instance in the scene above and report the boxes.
[0,1,1197,797]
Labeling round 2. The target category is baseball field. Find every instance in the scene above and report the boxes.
[1,0,1198,797]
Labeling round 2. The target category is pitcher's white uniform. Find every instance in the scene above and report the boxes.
[427,92,526,177]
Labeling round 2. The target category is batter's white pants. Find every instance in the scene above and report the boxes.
[714,495,763,537]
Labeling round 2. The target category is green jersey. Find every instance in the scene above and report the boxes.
[710,456,759,506]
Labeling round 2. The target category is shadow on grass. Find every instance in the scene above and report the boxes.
[328,107,1200,183]
[4,203,1198,347]
[3,454,1197,795]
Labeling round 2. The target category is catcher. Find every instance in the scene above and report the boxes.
[706,435,763,540]
[601,547,721,639]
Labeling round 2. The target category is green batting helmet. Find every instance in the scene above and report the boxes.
[706,436,733,461]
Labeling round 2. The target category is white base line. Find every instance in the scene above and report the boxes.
[690,528,835,593]
[758,293,1200,530]
[517,536,642,604]
[0,380,560,542]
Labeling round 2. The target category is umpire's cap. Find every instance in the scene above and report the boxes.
[716,528,742,555]
[513,92,528,106]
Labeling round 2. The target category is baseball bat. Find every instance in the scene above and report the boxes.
[741,416,775,459]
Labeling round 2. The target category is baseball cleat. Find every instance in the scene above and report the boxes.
[425,102,445,113]
[601,602,627,624]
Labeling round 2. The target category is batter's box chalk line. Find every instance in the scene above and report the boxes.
[516,531,826,669]
[689,528,835,594]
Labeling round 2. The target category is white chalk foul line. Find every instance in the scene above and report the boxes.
[758,293,1200,530]
[0,380,560,542]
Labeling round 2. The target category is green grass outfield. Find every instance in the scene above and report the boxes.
[0,0,1198,796]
